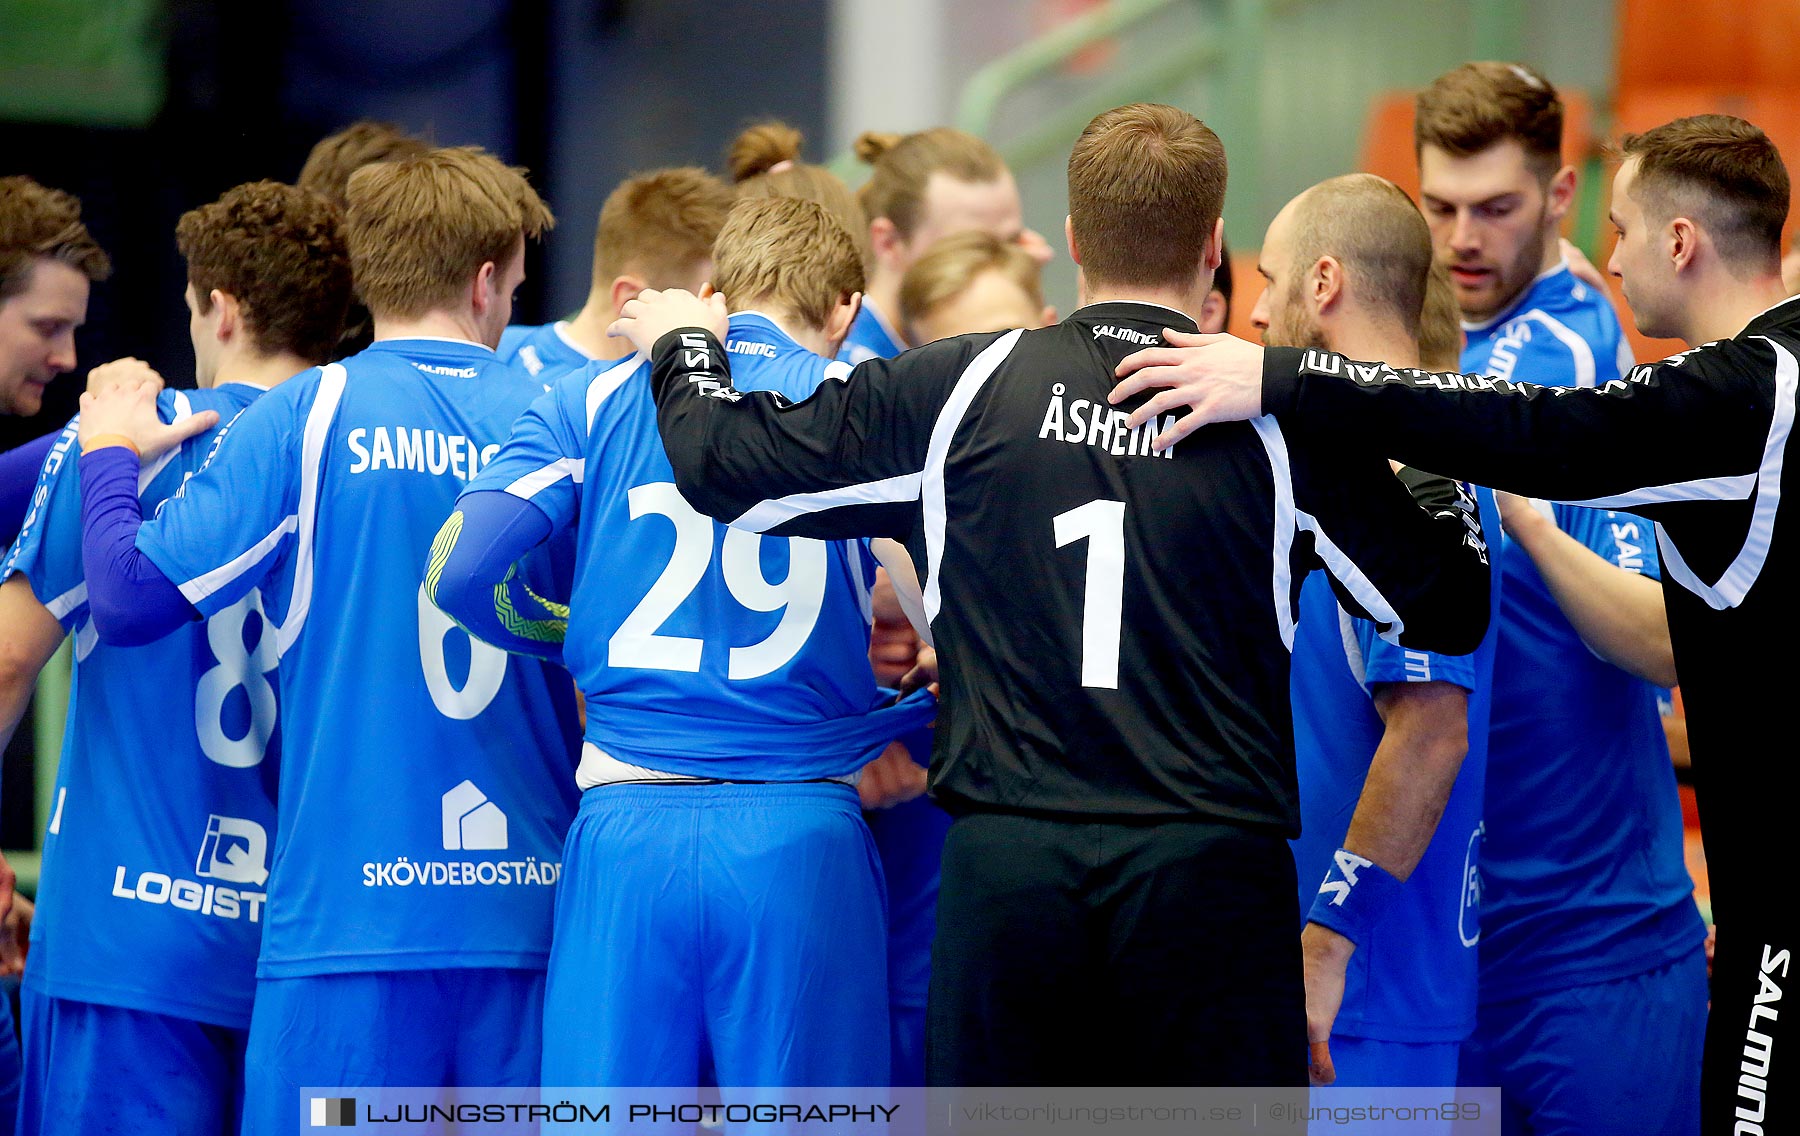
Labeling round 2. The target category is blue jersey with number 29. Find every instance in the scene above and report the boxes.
[465,312,934,782]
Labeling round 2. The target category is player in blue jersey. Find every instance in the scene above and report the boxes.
[843,127,1051,364]
[0,174,112,1130]
[71,149,581,1134]
[1247,175,1500,1104]
[429,195,935,1087]
[499,167,732,384]
[0,181,350,1135]
[1413,63,1705,1134]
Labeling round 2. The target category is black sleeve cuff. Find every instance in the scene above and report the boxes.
[1262,346,1308,417]
[648,327,730,405]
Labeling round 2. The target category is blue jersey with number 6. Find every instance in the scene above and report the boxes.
[464,312,933,781]
[132,339,580,979]
[2,385,278,1028]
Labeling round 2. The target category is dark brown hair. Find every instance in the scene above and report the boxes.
[1414,61,1563,177]
[178,180,352,365]
[1621,114,1789,267]
[0,176,111,301]
[1067,103,1226,289]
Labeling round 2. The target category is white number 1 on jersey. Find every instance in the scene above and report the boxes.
[1053,499,1126,689]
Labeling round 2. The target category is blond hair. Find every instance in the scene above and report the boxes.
[855,127,1006,238]
[1067,103,1226,290]
[593,167,733,291]
[344,146,553,320]
[730,121,873,274]
[898,230,1044,331]
[1418,261,1464,370]
[713,197,863,330]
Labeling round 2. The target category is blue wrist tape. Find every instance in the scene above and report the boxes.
[1306,848,1403,947]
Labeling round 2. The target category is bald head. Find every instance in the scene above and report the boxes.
[1281,173,1434,336]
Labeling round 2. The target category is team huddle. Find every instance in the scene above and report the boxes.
[0,56,1789,1136]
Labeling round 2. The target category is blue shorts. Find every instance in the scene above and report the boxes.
[14,987,246,1135]
[543,782,888,1087]
[865,726,951,1087]
[241,968,543,1136]
[1460,948,1706,1136]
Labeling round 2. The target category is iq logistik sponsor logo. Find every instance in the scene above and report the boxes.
[111,814,269,923]
[360,781,562,889]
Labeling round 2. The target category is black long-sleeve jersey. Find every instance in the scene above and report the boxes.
[649,302,1489,833]
[1262,295,1800,1134]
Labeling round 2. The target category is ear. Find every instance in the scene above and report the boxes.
[1545,163,1578,226]
[869,217,906,271]
[472,260,499,318]
[1038,304,1057,328]
[608,273,648,318]
[1313,256,1345,312]
[824,291,862,354]
[210,289,238,344]
[1206,217,1225,273]
[1064,215,1080,267]
[1668,216,1701,273]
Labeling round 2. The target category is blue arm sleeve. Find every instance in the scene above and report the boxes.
[79,445,201,645]
[0,432,57,548]
[426,489,566,663]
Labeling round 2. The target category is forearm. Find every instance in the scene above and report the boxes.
[1264,346,1765,503]
[426,490,565,663]
[648,327,932,541]
[1504,504,1677,686]
[1338,683,1470,882]
[78,445,198,645]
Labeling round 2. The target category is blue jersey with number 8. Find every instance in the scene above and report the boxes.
[3,384,279,1027]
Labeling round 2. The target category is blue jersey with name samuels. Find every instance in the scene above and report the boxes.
[1289,487,1500,1043]
[836,298,907,365]
[499,321,599,386]
[134,339,581,979]
[3,385,279,1027]
[466,312,934,781]
[1463,267,1705,1001]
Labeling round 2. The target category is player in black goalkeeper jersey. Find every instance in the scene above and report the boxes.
[1111,114,1794,1136]
[616,104,1491,1088]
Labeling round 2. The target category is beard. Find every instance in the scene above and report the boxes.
[1265,292,1330,352]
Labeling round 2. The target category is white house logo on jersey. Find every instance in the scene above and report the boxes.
[517,344,545,376]
[442,780,508,851]
[196,814,270,886]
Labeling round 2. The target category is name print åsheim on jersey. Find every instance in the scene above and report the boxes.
[347,425,501,481]
[1037,381,1177,459]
